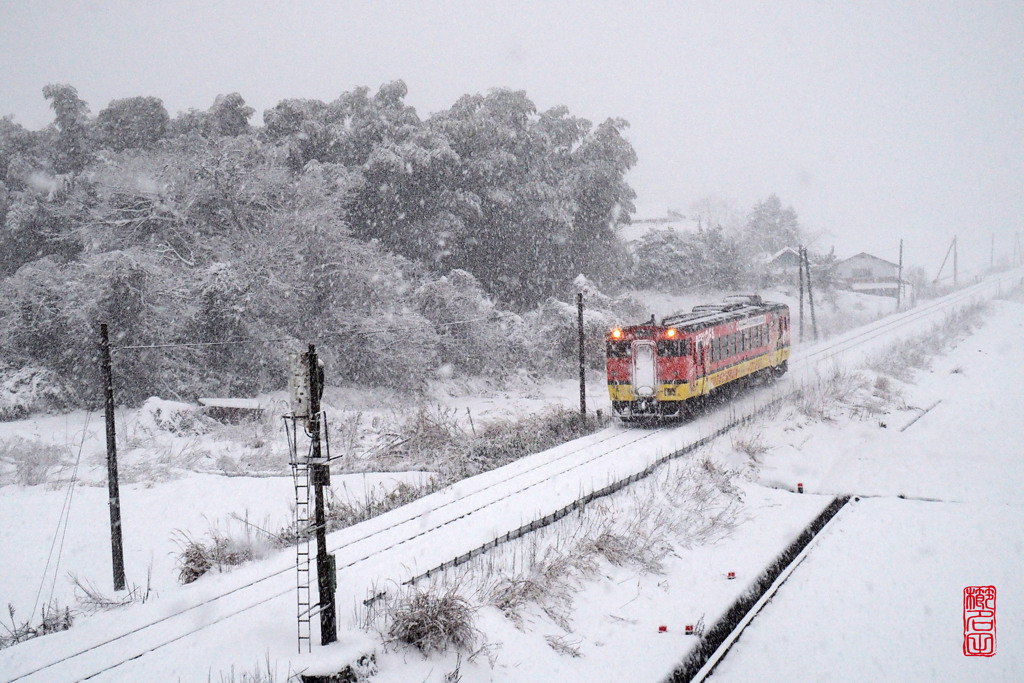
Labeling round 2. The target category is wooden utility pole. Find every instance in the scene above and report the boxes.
[307,344,336,645]
[576,292,586,421]
[99,323,126,592]
[803,248,818,340]
[953,235,958,288]
[798,245,805,342]
[896,239,904,311]
[934,236,958,286]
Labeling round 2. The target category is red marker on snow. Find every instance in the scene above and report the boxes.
[797,482,804,493]
[727,571,736,580]
[685,624,694,635]
[658,625,667,633]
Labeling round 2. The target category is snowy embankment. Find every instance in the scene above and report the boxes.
[707,294,1024,682]
[0,272,1020,681]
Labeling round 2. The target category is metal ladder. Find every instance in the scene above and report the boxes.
[287,416,313,653]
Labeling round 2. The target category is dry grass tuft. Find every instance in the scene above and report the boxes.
[730,431,769,460]
[71,571,154,612]
[1,601,73,650]
[0,437,70,486]
[173,521,273,584]
[384,586,479,654]
[545,634,583,657]
[867,302,987,381]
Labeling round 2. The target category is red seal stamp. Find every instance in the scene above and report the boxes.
[963,586,996,656]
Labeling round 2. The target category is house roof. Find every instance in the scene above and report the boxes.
[198,398,263,410]
[770,246,800,260]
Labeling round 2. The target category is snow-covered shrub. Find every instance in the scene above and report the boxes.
[134,397,209,436]
[326,310,440,391]
[413,270,526,377]
[520,276,645,375]
[447,406,606,479]
[384,586,479,654]
[0,364,74,421]
[0,437,70,486]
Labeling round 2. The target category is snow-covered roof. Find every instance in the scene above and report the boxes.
[837,252,898,268]
[197,397,263,410]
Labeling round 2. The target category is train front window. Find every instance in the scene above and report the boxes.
[607,341,630,358]
[656,339,692,357]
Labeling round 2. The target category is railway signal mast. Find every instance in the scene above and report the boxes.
[286,346,337,650]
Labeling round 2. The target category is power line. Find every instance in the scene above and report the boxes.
[32,411,92,619]
[110,311,523,353]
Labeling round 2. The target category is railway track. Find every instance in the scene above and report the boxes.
[1,271,1018,682]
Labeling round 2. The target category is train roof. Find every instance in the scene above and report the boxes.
[655,294,787,333]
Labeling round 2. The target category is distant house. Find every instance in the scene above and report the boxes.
[197,397,264,423]
[767,246,802,271]
[834,252,903,297]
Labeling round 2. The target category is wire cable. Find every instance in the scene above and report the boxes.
[30,411,91,620]
[110,311,525,352]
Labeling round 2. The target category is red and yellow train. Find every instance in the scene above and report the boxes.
[606,294,790,419]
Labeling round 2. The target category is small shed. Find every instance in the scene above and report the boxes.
[197,397,264,423]
[768,246,802,270]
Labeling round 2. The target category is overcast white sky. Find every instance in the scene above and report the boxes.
[2,0,1022,275]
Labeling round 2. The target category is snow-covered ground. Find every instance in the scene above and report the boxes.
[708,293,1024,682]
[0,274,1021,681]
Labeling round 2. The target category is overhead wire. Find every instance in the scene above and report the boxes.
[110,310,527,352]
[31,410,92,621]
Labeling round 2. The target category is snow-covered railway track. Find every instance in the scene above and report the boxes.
[2,271,1018,682]
[1,425,681,682]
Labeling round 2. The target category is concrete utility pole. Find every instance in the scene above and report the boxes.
[307,344,336,645]
[577,292,586,421]
[99,323,126,591]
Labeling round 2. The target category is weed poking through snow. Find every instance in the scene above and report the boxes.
[382,585,480,654]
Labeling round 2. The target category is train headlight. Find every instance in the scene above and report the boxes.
[611,328,622,339]
[666,328,677,338]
